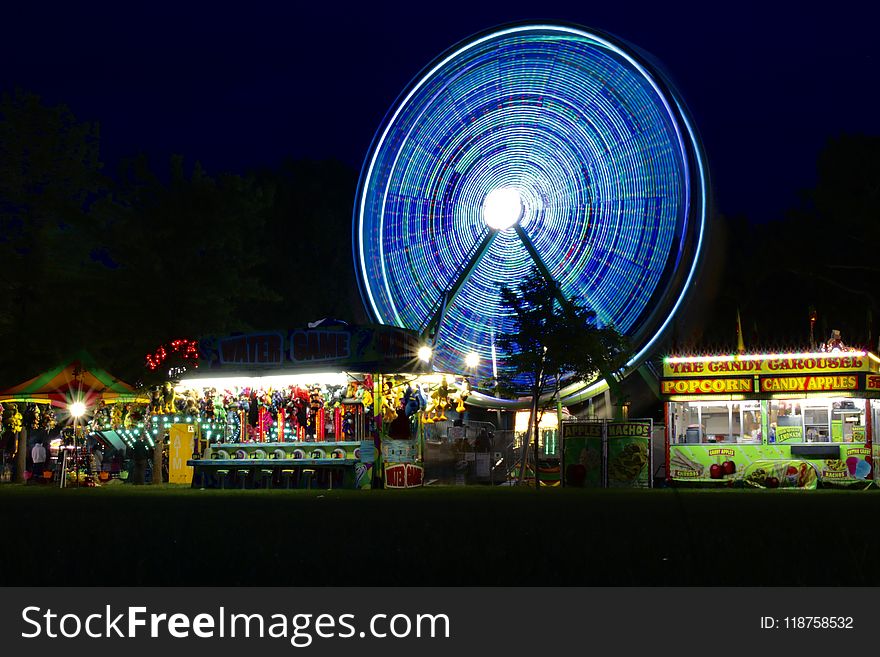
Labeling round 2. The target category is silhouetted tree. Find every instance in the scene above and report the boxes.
[0,89,109,382]
[96,154,277,378]
[700,134,880,352]
[244,159,364,328]
[497,266,627,486]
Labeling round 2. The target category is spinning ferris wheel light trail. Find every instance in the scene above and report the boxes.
[354,22,708,404]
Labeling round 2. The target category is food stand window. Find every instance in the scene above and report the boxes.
[734,402,762,443]
[770,401,804,443]
[804,404,829,442]
[671,401,761,444]
[832,402,865,442]
[768,399,865,443]
[701,404,731,443]
[681,403,700,442]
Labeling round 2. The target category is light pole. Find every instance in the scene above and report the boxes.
[68,402,86,488]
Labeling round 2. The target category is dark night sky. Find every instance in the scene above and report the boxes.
[3,1,877,222]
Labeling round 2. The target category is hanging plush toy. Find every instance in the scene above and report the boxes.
[381,379,398,424]
[286,387,306,437]
[361,379,374,410]
[285,394,298,434]
[403,384,420,418]
[308,385,324,438]
[325,384,345,406]
[204,389,216,421]
[39,406,57,431]
[342,410,354,440]
[129,404,146,428]
[453,377,471,414]
[24,403,41,431]
[296,397,309,437]
[272,390,286,416]
[436,376,450,421]
[415,383,431,422]
[2,404,23,435]
[422,377,450,423]
[184,392,199,418]
[162,382,176,415]
[258,402,274,435]
[421,385,437,424]
[91,401,109,430]
[111,403,122,429]
[226,399,241,442]
[149,386,163,414]
[214,398,227,424]
[247,391,259,428]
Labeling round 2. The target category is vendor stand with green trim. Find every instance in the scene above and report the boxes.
[661,350,879,489]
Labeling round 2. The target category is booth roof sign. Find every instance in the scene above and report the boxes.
[198,325,423,371]
[662,352,879,378]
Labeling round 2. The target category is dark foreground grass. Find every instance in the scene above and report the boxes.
[1,484,877,586]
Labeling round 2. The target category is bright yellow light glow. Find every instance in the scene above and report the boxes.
[464,352,480,368]
[514,410,559,432]
[417,346,433,363]
[69,402,87,418]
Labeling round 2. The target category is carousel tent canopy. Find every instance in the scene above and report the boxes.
[0,351,148,407]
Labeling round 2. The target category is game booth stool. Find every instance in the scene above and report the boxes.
[188,442,372,490]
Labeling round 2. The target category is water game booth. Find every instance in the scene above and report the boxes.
[661,350,880,489]
[180,324,471,490]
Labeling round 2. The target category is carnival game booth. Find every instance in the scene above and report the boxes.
[0,352,149,485]
[182,324,470,489]
[661,351,880,489]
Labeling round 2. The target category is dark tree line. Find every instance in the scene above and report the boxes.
[0,90,362,385]
[688,134,880,354]
[2,89,877,388]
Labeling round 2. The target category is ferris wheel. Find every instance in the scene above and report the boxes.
[354,23,708,405]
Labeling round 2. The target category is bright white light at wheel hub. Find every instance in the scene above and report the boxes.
[482,187,522,230]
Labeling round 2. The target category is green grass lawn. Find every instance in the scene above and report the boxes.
[2,484,878,586]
